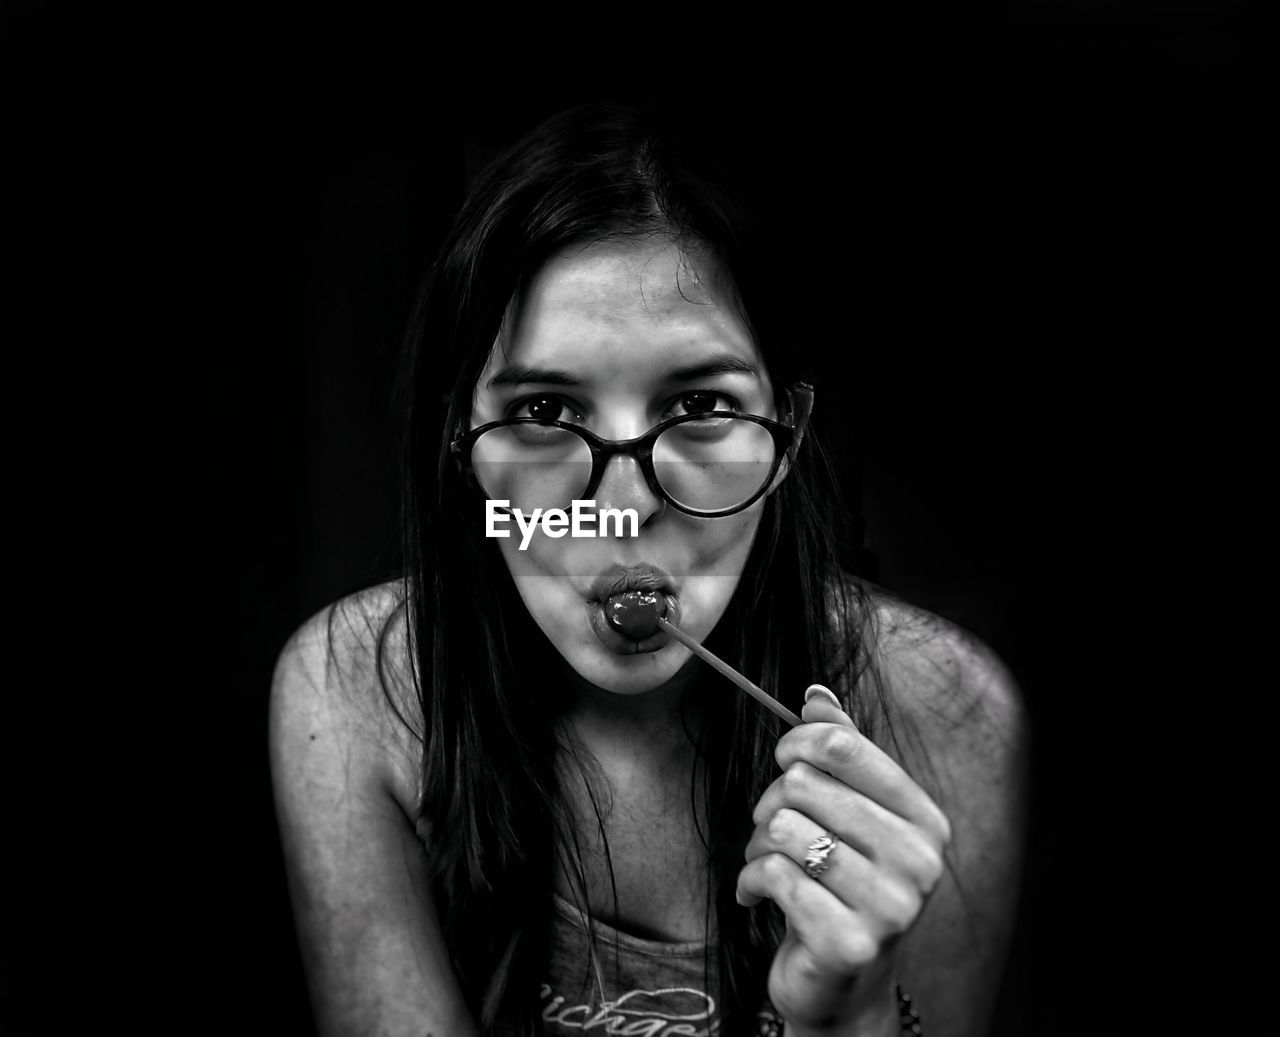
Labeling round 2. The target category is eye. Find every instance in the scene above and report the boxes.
[665,390,739,418]
[509,394,584,423]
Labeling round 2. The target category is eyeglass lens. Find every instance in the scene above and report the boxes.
[470,417,777,515]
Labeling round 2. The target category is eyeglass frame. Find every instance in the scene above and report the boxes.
[448,383,814,518]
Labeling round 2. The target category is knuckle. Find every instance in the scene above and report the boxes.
[773,729,803,767]
[766,808,796,846]
[750,798,769,827]
[817,725,857,765]
[915,844,945,891]
[934,808,954,847]
[897,829,945,890]
[781,761,811,794]
[760,851,792,883]
[833,928,878,971]
[879,880,922,931]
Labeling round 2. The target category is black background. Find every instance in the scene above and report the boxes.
[3,2,1262,1033]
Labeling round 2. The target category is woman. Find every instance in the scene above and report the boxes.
[270,104,1026,1036]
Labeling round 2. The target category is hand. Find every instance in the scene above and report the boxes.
[737,684,951,1033]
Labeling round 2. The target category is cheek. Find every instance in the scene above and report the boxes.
[495,538,586,640]
[683,508,764,575]
[496,530,582,585]
[671,507,766,628]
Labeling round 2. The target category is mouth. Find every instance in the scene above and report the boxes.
[586,564,680,654]
[587,563,674,603]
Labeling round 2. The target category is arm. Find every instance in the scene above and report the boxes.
[740,602,1027,1037]
[269,602,478,1037]
[875,606,1030,1037]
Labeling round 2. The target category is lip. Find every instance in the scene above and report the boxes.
[587,563,676,604]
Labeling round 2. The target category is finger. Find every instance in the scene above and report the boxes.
[801,683,855,727]
[736,853,880,972]
[774,716,951,842]
[744,807,931,935]
[751,763,947,888]
[752,762,904,853]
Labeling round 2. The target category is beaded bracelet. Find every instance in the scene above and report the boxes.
[897,985,923,1035]
[755,986,922,1035]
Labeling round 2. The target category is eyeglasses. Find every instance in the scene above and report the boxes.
[450,383,813,518]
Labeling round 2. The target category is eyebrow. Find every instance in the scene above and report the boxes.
[485,354,760,390]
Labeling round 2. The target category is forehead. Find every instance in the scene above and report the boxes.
[480,238,767,383]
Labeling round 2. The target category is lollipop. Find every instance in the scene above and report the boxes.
[605,589,802,727]
[605,590,665,639]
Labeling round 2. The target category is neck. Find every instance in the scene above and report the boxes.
[557,655,704,757]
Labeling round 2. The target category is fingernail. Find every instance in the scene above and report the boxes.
[734,888,745,906]
[804,684,842,709]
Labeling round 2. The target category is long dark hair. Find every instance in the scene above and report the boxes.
[392,103,882,1035]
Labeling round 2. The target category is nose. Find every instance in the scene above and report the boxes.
[592,453,664,529]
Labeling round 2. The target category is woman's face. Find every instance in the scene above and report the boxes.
[469,237,780,696]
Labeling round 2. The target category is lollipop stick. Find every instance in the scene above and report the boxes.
[655,614,802,727]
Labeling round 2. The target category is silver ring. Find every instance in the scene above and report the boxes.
[803,832,839,879]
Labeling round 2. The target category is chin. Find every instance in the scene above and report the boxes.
[565,640,691,696]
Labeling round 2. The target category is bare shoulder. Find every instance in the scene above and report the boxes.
[868,591,1026,774]
[860,587,1029,1036]
[269,582,476,1033]
[863,587,1029,852]
[269,579,423,813]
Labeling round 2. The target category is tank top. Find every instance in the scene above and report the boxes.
[541,892,783,1036]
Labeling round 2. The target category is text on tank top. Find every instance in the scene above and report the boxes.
[543,891,783,1036]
